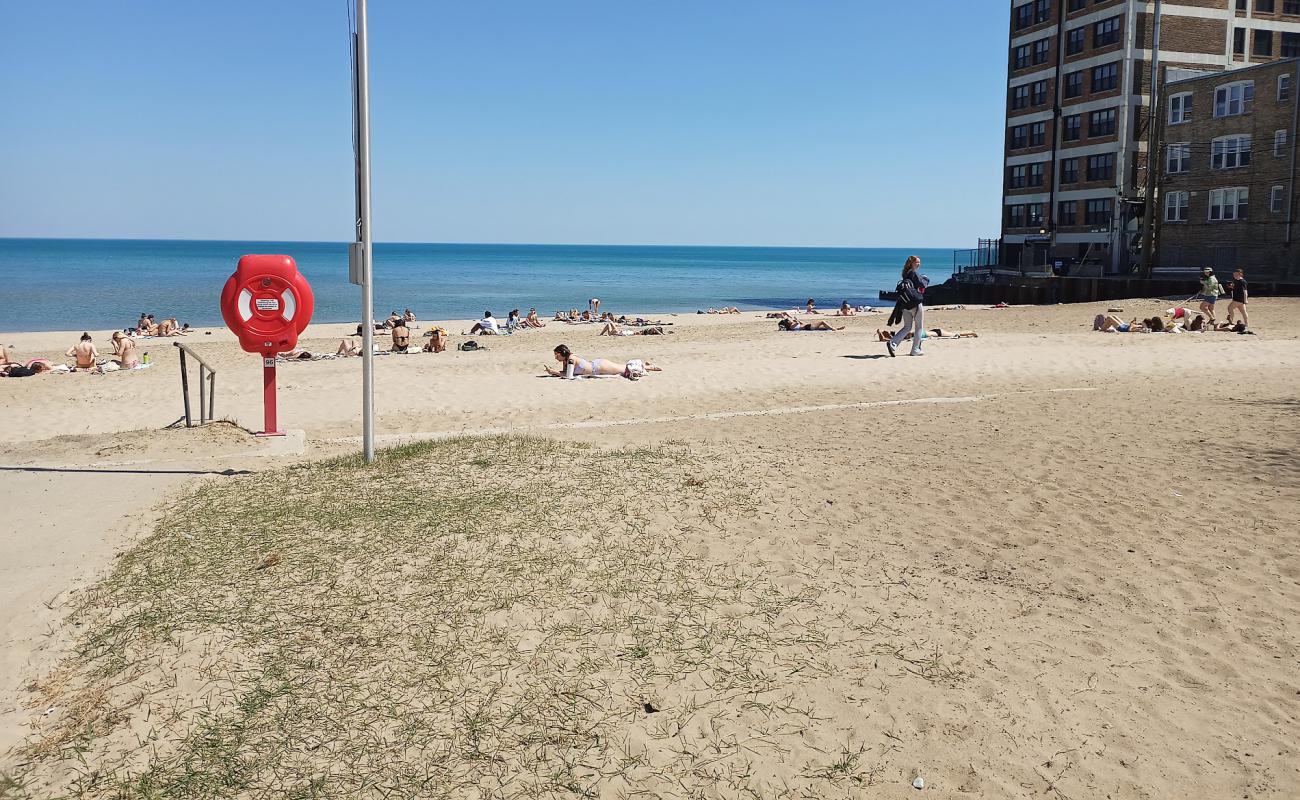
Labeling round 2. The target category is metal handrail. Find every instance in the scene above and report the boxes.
[173,342,217,428]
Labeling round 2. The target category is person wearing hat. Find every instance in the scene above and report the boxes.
[1197,267,1223,324]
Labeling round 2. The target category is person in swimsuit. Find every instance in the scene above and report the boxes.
[777,318,843,331]
[805,298,818,314]
[836,301,855,316]
[391,319,412,352]
[525,308,545,328]
[66,332,100,372]
[2,360,51,378]
[110,331,139,368]
[545,345,661,379]
[0,344,14,365]
[598,321,668,336]
[875,328,978,341]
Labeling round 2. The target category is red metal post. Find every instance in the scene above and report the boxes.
[260,357,283,436]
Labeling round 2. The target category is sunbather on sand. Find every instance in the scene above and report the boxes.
[545,345,662,380]
[599,321,669,336]
[0,344,14,365]
[1,360,51,378]
[766,311,797,319]
[391,319,412,352]
[524,308,545,328]
[806,299,819,314]
[875,328,978,341]
[835,301,855,316]
[703,307,740,314]
[778,319,843,331]
[66,332,100,372]
[110,331,140,368]
[337,338,362,357]
[422,328,447,352]
[1093,315,1150,333]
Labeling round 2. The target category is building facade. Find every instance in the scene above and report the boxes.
[1156,58,1298,276]
[1000,0,1300,274]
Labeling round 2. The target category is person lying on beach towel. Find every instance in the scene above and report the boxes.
[875,328,978,341]
[544,345,662,380]
[66,332,101,372]
[777,319,843,332]
[699,307,740,314]
[766,311,797,319]
[598,321,669,336]
[1,360,52,378]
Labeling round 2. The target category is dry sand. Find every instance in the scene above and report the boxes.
[1,300,1297,797]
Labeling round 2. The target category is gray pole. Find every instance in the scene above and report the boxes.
[1141,0,1162,278]
[355,0,376,463]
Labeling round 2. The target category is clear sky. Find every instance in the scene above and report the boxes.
[0,1,1006,248]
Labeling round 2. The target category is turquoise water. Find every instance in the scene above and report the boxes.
[0,239,954,332]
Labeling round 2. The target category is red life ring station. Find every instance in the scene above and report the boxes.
[220,254,315,436]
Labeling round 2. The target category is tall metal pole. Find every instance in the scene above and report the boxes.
[354,0,376,463]
[1141,0,1162,278]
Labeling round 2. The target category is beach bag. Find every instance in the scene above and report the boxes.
[896,278,924,309]
[458,340,484,352]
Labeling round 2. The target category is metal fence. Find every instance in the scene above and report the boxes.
[952,238,1001,275]
[170,342,217,428]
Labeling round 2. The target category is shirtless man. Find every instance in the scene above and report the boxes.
[66,332,100,372]
[110,331,139,368]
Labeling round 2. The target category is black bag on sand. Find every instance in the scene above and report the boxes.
[459,340,486,352]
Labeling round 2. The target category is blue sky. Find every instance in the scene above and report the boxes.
[0,1,1006,247]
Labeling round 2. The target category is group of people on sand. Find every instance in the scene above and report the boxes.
[132,313,188,337]
[1092,267,1253,335]
[1,330,147,378]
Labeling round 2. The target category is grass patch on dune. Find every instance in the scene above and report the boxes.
[6,434,925,799]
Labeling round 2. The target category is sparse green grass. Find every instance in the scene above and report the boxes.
[8,434,959,799]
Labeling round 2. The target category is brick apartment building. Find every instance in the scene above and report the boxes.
[1000,0,1300,275]
[1156,58,1298,277]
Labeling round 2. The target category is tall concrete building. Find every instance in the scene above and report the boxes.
[1000,0,1300,274]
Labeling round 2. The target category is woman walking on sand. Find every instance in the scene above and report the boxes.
[886,256,928,357]
[1197,267,1223,324]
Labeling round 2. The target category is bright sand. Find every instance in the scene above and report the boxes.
[1,300,1298,796]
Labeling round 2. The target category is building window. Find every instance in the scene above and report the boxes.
[1284,33,1300,57]
[1164,191,1189,222]
[1029,162,1045,187]
[1254,30,1274,57]
[1067,28,1086,55]
[1032,79,1049,106]
[1237,0,1248,9]
[1064,71,1084,98]
[1009,165,1027,188]
[1033,38,1051,65]
[1168,92,1193,124]
[1009,205,1027,228]
[1089,108,1117,137]
[1094,16,1121,47]
[1272,185,1287,212]
[1068,0,1086,10]
[1087,153,1115,181]
[1275,129,1288,156]
[1167,143,1191,173]
[1257,0,1275,11]
[1058,200,1078,225]
[1015,3,1033,30]
[1014,44,1032,69]
[1029,121,1046,146]
[1209,187,1249,221]
[1085,198,1112,225]
[1027,203,1045,226]
[1234,28,1246,56]
[1211,135,1252,169]
[1035,0,1051,23]
[1281,74,1293,100]
[1063,115,1081,141]
[1061,158,1079,183]
[1285,0,1300,14]
[1010,125,1029,149]
[1092,63,1118,92]
[1012,84,1031,109]
[1213,81,1254,117]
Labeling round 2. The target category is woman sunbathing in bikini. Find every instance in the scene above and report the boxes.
[544,345,662,380]
[110,331,140,368]
[66,332,100,372]
[875,328,978,341]
[777,319,843,331]
[524,308,545,328]
[598,321,669,336]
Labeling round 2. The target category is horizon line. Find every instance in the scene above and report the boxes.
[0,235,965,251]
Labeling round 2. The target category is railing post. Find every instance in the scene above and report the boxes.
[208,372,216,423]
[178,348,192,428]
[199,364,207,424]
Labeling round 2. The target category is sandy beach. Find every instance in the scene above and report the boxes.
[1,300,1298,797]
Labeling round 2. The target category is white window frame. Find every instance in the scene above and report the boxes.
[1280,74,1292,102]
[1211,134,1252,170]
[1271,185,1286,213]
[1213,81,1255,118]
[1164,191,1189,222]
[1167,142,1190,174]
[1168,92,1193,124]
[1209,187,1249,221]
[1275,130,1288,157]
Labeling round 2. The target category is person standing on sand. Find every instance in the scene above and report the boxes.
[1197,267,1223,324]
[589,298,601,317]
[886,256,928,357]
[1226,268,1249,330]
[66,332,100,372]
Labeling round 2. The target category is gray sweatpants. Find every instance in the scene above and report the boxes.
[889,305,925,355]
